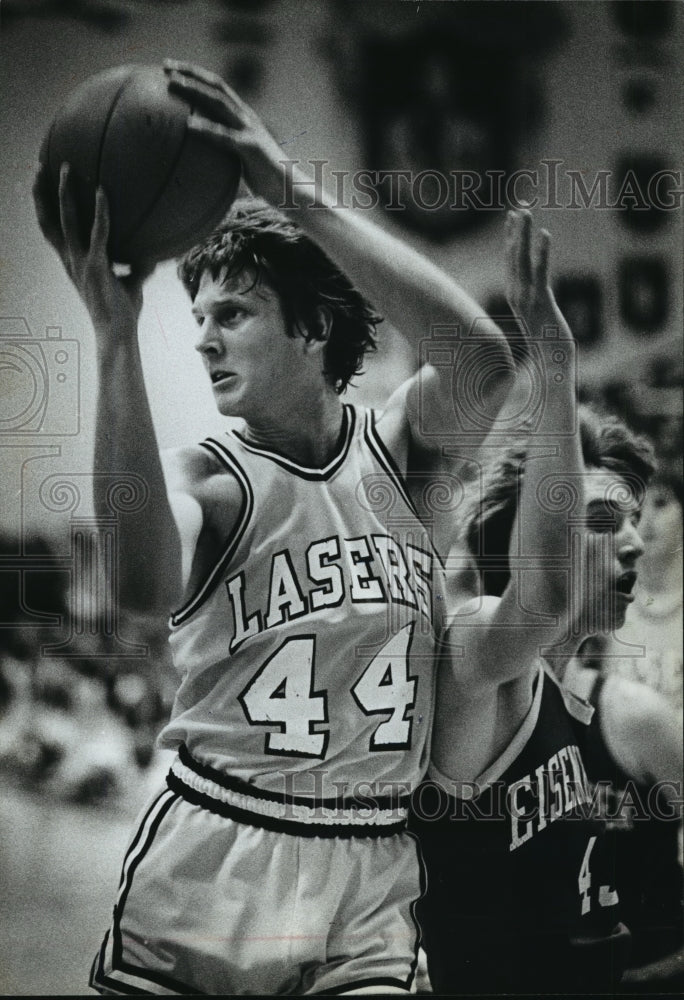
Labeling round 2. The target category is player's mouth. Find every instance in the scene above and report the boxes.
[614,570,637,602]
[210,369,236,386]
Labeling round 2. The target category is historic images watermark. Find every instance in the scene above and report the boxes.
[1,315,151,659]
[0,318,80,437]
[279,158,683,213]
[270,770,683,826]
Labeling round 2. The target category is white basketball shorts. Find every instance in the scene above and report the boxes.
[89,746,424,994]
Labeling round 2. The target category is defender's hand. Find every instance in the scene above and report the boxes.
[505,208,572,342]
[164,59,291,206]
[33,162,154,338]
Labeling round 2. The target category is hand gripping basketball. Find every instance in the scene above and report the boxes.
[33,161,153,337]
[37,63,242,266]
[164,59,291,208]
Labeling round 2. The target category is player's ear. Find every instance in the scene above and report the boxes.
[302,306,332,354]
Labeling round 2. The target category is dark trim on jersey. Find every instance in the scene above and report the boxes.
[364,410,417,515]
[427,664,545,796]
[544,661,595,726]
[364,410,445,573]
[228,403,356,481]
[584,670,633,789]
[167,768,407,839]
[475,663,546,792]
[90,789,204,996]
[169,440,254,628]
[177,741,410,811]
[313,977,411,994]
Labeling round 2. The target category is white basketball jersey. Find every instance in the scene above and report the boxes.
[159,404,445,800]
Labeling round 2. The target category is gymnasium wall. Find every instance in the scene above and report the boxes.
[1,0,682,553]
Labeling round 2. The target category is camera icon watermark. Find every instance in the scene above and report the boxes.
[0,317,79,436]
[418,317,578,441]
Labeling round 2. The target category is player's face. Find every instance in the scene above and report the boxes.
[191,267,309,423]
[580,468,645,634]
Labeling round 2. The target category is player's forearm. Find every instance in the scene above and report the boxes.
[511,242,583,567]
[94,328,182,614]
[282,164,512,366]
[513,356,583,620]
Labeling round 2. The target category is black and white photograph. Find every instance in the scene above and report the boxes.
[1,1,682,995]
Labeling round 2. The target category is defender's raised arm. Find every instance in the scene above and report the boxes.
[447,209,584,690]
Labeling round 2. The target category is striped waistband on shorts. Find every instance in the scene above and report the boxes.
[166,744,409,838]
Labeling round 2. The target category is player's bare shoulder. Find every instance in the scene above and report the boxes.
[375,365,452,476]
[165,443,241,499]
[371,380,412,474]
[162,442,245,591]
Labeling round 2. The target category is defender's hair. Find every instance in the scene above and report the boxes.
[178,198,380,393]
[649,466,684,514]
[465,405,657,597]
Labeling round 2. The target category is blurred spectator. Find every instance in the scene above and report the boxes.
[0,653,132,806]
[0,604,173,807]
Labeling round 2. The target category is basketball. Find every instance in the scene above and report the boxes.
[41,64,241,264]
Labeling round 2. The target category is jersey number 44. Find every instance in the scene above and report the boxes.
[239,622,418,758]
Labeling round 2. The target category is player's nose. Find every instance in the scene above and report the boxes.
[194,319,223,356]
[617,520,645,564]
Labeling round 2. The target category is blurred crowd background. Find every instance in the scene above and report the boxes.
[0,0,682,994]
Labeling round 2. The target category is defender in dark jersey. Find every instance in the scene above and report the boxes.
[410,211,656,994]
[412,664,625,993]
[563,659,684,991]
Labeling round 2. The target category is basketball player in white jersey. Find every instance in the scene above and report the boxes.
[32,64,514,994]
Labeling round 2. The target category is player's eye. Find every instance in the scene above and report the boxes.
[586,517,616,534]
[585,503,617,533]
[218,307,244,326]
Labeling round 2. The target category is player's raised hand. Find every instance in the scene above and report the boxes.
[164,59,293,206]
[33,162,154,338]
[505,208,572,342]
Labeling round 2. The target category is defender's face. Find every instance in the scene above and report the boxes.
[191,268,305,424]
[580,468,645,634]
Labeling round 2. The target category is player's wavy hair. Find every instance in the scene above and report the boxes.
[464,406,656,597]
[178,198,380,393]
